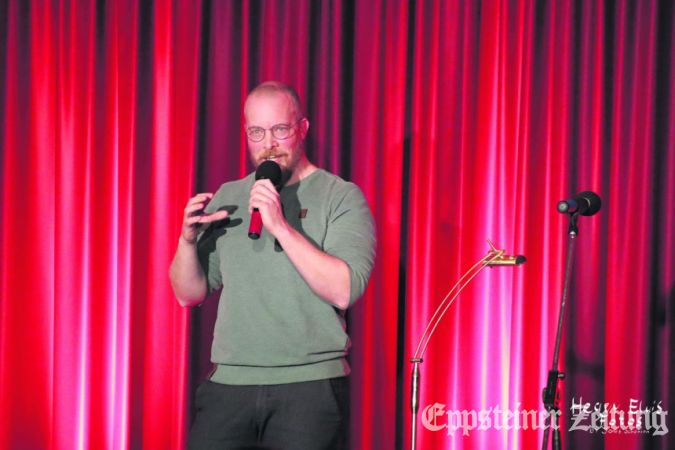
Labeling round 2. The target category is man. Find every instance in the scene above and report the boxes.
[169,81,376,449]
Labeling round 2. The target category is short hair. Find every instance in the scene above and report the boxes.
[246,81,304,118]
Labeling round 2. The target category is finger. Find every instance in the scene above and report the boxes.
[249,193,278,214]
[187,210,229,225]
[249,197,267,214]
[186,216,208,226]
[253,179,277,194]
[200,210,229,222]
[250,183,279,200]
[249,189,278,204]
[186,196,211,209]
[253,179,274,187]
[185,211,229,225]
[249,202,282,220]
[187,193,214,206]
[185,202,207,216]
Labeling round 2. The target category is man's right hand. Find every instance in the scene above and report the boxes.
[181,193,229,244]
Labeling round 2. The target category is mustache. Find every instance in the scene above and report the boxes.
[259,150,286,160]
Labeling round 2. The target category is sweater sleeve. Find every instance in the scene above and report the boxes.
[322,183,376,305]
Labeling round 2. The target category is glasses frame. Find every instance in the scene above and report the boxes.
[245,119,303,143]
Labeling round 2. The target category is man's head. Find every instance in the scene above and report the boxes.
[244,81,310,184]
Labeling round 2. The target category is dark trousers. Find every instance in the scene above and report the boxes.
[187,377,349,450]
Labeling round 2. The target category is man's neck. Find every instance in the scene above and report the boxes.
[285,157,317,186]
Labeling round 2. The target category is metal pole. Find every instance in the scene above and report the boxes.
[411,359,421,450]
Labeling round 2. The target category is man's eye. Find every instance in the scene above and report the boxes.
[273,126,290,133]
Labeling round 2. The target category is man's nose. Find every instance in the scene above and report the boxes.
[262,130,278,149]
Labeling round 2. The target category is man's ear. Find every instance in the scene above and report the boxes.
[299,117,310,139]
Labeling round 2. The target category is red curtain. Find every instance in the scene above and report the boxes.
[0,1,201,448]
[1,1,673,450]
[403,1,673,449]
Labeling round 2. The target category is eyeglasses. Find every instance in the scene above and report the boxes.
[245,120,302,142]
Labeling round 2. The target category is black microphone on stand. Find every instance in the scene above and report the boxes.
[557,191,602,216]
[248,160,282,239]
[542,190,602,450]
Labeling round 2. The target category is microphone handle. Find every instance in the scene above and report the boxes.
[248,208,262,239]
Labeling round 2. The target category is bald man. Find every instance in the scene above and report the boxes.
[170,81,376,449]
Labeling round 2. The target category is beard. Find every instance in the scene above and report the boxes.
[278,167,293,187]
[251,147,303,186]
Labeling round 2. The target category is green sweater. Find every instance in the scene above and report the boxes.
[197,169,376,385]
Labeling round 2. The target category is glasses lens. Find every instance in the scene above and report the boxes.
[272,125,291,139]
[247,127,264,142]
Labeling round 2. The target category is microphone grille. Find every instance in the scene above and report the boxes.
[579,191,602,216]
[255,160,282,187]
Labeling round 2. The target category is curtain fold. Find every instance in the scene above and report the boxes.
[1,1,672,449]
[1,1,202,448]
[348,2,408,448]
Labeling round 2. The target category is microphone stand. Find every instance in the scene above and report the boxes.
[541,213,578,450]
[410,241,525,450]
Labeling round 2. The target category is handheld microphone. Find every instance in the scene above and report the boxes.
[248,160,282,239]
[557,191,602,216]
